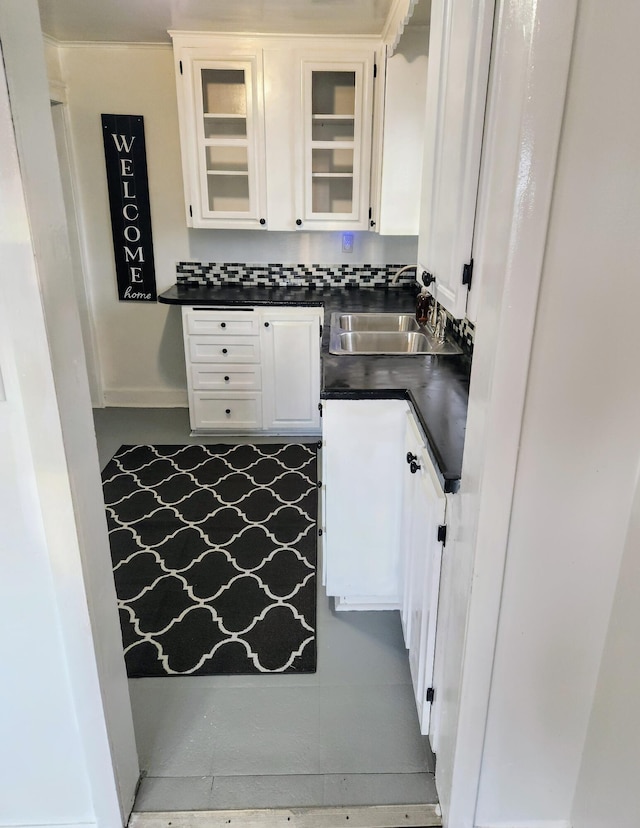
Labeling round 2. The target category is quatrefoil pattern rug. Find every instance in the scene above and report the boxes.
[102,444,317,676]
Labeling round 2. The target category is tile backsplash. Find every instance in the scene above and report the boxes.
[175,261,475,355]
[176,261,410,289]
[447,314,475,355]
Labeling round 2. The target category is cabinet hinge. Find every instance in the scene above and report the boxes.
[437,524,447,546]
[179,60,183,75]
[462,258,474,290]
[426,687,435,703]
[318,403,323,418]
[373,63,377,79]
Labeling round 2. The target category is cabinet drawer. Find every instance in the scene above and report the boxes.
[192,392,262,430]
[184,309,260,336]
[191,364,261,391]
[188,335,261,363]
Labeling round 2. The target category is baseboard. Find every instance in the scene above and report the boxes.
[2,824,96,828]
[130,804,441,828]
[334,596,401,612]
[102,388,188,407]
[476,820,571,828]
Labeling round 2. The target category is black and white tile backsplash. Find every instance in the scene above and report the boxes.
[176,261,411,290]
[447,314,475,355]
[175,261,475,354]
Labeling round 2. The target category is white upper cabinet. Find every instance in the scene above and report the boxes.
[171,34,379,232]
[375,28,429,236]
[172,39,268,229]
[296,54,374,231]
[417,0,494,318]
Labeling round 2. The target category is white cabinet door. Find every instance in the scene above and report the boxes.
[260,308,322,433]
[323,398,407,607]
[417,0,494,318]
[375,30,429,236]
[296,52,376,231]
[172,38,267,229]
[401,410,446,736]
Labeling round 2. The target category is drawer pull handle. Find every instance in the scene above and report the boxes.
[224,376,230,382]
[225,409,231,415]
[222,348,228,354]
[221,322,226,328]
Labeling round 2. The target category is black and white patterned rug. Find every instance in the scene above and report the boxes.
[102,444,317,677]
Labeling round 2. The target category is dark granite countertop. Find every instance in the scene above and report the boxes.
[159,283,470,491]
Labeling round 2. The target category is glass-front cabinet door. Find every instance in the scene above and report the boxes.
[179,53,267,229]
[299,56,374,231]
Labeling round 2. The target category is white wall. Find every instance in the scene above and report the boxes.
[571,470,640,828]
[59,43,417,407]
[475,0,640,823]
[0,2,138,824]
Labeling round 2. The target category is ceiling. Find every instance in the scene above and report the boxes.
[37,0,430,43]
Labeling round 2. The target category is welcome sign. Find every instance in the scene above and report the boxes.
[101,114,157,301]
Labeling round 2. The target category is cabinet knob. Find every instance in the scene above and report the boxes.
[410,460,421,475]
[224,376,230,381]
[264,322,270,328]
[406,452,418,464]
[225,408,231,415]
[296,219,302,226]
[222,348,228,354]
[260,218,266,226]
[422,271,436,287]
[370,219,376,227]
[220,322,226,328]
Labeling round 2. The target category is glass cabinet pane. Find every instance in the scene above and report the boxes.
[311,71,356,116]
[201,68,247,115]
[312,148,353,174]
[312,118,355,142]
[206,145,249,173]
[312,178,353,214]
[207,175,250,212]
[204,118,247,139]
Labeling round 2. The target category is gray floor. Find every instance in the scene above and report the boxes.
[93,408,437,812]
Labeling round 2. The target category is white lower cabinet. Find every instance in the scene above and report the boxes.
[261,310,322,432]
[322,397,447,736]
[322,398,408,609]
[182,305,322,433]
[400,409,446,737]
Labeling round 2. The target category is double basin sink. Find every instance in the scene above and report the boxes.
[329,313,462,356]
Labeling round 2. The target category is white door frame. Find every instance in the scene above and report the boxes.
[0,3,139,824]
[50,94,105,407]
[434,1,579,826]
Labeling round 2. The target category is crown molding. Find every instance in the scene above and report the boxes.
[382,0,419,55]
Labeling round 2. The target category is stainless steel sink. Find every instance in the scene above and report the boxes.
[328,312,462,355]
[337,313,422,332]
[336,331,434,353]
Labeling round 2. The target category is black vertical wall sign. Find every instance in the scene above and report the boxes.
[101,114,157,301]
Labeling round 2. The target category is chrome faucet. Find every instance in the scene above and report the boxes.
[390,264,419,285]
[390,265,435,293]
